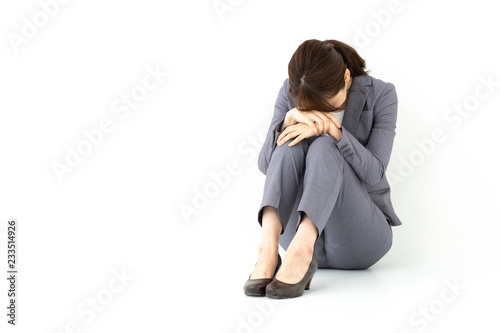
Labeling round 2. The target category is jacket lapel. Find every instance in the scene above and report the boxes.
[341,75,370,134]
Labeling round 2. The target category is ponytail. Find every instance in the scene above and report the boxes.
[324,40,369,77]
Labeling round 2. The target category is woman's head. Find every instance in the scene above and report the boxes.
[288,39,369,112]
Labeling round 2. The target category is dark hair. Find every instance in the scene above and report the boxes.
[288,39,369,112]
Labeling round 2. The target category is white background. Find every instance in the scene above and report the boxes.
[1,0,499,332]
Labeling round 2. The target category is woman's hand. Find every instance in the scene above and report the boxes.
[282,108,342,136]
[278,112,343,146]
[323,112,343,140]
[277,122,319,147]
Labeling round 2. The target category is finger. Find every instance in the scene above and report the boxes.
[305,114,324,135]
[302,117,320,136]
[323,112,341,128]
[299,112,321,135]
[315,118,325,134]
[277,130,287,143]
[314,122,322,135]
[277,125,293,143]
[323,117,330,134]
[314,112,331,134]
[288,134,304,147]
[278,130,298,146]
[319,111,339,128]
[278,133,290,146]
[277,133,289,146]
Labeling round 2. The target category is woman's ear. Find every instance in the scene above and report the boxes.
[344,68,351,82]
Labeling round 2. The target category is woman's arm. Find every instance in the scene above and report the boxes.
[257,80,335,173]
[330,83,398,185]
[258,79,291,175]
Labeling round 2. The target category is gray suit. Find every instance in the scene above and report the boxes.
[257,74,401,269]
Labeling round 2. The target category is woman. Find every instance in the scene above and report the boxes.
[243,39,402,299]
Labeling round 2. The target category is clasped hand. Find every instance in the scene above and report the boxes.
[277,108,343,147]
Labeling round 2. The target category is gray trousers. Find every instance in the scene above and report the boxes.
[258,136,393,270]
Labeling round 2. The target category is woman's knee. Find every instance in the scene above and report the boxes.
[306,136,343,163]
[271,138,309,161]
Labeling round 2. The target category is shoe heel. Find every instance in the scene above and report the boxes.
[305,277,313,290]
[266,252,317,299]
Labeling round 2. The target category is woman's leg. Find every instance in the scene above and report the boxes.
[251,139,310,279]
[274,212,318,284]
[249,206,281,279]
[272,135,345,284]
[275,135,393,283]
[296,136,393,270]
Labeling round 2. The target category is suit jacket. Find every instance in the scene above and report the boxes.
[258,74,402,226]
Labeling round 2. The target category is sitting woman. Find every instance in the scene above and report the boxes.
[244,39,402,299]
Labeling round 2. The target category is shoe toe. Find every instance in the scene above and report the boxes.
[265,281,291,298]
[244,279,270,296]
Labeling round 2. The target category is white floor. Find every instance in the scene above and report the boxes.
[222,257,499,333]
[2,235,498,333]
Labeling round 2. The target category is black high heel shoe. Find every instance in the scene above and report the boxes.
[243,254,282,296]
[265,251,318,299]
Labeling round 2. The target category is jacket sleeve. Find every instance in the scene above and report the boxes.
[258,79,291,175]
[333,83,398,185]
